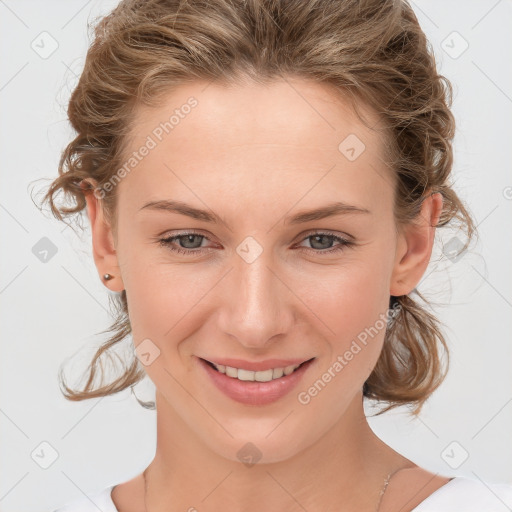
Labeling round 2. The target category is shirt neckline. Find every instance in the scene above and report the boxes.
[409,476,460,510]
[105,476,461,511]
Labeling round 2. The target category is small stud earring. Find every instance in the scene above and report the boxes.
[103,273,114,281]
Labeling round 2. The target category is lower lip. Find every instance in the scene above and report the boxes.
[196,357,315,406]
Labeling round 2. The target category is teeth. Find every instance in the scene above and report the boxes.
[226,366,238,378]
[273,367,284,379]
[283,365,296,376]
[210,361,303,381]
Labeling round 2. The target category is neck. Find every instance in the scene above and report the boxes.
[143,391,410,512]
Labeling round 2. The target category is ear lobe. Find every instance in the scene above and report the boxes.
[82,179,124,292]
[390,192,443,297]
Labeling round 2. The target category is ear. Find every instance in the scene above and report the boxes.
[82,179,124,292]
[390,192,443,297]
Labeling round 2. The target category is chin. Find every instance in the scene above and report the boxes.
[208,432,308,466]
[193,409,335,467]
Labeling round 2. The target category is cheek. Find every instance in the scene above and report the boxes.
[297,254,392,385]
[124,262,206,339]
[292,274,390,434]
[304,259,390,339]
[120,244,223,376]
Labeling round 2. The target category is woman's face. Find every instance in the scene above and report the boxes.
[90,78,435,463]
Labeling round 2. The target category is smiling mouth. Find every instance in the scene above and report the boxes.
[200,357,315,383]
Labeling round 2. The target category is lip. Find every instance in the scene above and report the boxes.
[196,356,316,406]
[201,357,311,372]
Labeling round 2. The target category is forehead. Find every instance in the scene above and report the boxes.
[118,78,393,211]
[129,78,385,151]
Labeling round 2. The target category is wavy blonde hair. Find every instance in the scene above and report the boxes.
[39,0,476,415]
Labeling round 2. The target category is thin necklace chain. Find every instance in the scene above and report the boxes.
[142,463,414,512]
[374,464,414,512]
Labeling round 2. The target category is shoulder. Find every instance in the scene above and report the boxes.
[413,476,512,511]
[52,485,117,512]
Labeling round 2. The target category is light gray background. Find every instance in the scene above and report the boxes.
[1,1,511,510]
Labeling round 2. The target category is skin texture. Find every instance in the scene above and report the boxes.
[84,78,450,511]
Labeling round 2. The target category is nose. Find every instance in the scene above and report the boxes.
[217,250,295,349]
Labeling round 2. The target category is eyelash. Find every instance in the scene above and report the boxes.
[158,230,354,256]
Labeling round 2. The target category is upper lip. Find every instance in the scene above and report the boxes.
[199,356,314,372]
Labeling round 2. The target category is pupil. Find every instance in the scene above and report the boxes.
[311,234,331,250]
[182,234,201,248]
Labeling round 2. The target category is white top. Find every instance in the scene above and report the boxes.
[53,476,512,512]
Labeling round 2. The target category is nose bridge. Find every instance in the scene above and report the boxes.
[218,246,293,347]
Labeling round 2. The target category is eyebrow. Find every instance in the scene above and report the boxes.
[138,199,371,225]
